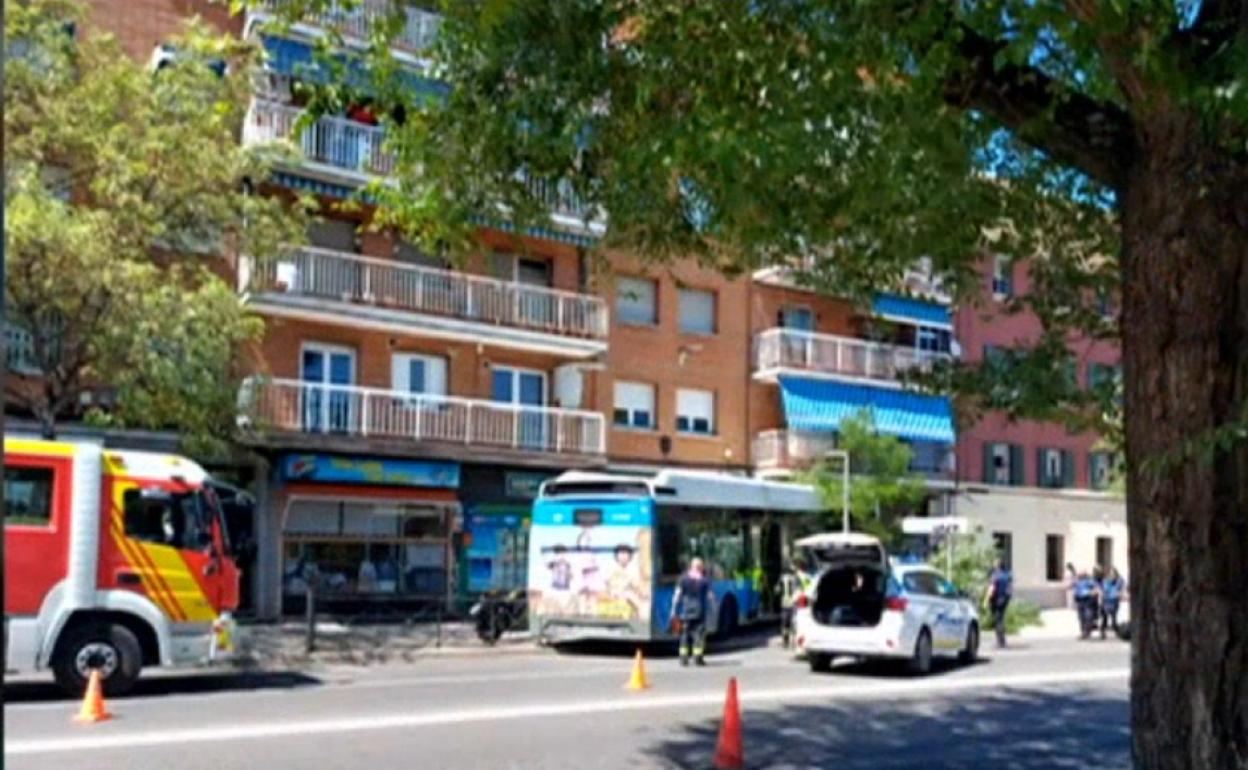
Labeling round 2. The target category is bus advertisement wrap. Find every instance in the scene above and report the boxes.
[528,505,653,624]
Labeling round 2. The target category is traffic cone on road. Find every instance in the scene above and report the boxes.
[712,677,743,770]
[73,670,112,724]
[625,648,650,691]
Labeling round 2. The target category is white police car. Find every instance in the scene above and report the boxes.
[793,533,980,675]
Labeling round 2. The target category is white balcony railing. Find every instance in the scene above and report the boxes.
[241,377,606,457]
[256,0,442,54]
[754,328,950,383]
[753,429,953,476]
[244,99,395,178]
[245,246,610,339]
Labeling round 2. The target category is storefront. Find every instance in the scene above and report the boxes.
[274,453,461,615]
[456,466,557,607]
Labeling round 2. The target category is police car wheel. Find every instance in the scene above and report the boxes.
[908,629,933,676]
[959,623,979,665]
[808,653,833,673]
[53,623,142,697]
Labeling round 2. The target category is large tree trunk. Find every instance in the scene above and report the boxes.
[1122,114,1248,768]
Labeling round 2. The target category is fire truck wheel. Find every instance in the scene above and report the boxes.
[53,623,142,697]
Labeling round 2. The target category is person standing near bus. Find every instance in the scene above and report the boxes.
[671,557,714,666]
[779,557,812,650]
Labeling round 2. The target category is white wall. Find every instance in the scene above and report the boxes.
[952,486,1127,608]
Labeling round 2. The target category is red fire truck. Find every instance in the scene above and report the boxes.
[4,436,240,694]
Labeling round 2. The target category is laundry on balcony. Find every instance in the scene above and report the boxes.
[778,376,955,444]
[872,293,952,330]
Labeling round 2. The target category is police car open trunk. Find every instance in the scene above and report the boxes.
[797,533,890,628]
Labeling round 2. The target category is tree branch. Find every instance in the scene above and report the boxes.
[1171,0,1248,67]
[942,24,1135,190]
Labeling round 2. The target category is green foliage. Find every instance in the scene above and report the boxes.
[4,0,306,454]
[929,528,1042,634]
[805,410,927,545]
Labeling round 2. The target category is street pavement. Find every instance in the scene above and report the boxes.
[5,634,1130,769]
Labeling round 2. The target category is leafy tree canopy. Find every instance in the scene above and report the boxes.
[4,0,307,454]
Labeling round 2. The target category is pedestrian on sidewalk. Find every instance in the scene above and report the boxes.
[985,558,1012,648]
[1099,566,1126,639]
[670,557,715,666]
[1072,569,1100,639]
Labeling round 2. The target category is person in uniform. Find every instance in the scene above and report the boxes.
[778,557,813,649]
[670,557,715,666]
[985,558,1013,648]
[1100,566,1126,639]
[1073,569,1101,639]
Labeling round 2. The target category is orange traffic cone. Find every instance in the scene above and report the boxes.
[712,677,743,770]
[73,670,112,724]
[624,648,650,691]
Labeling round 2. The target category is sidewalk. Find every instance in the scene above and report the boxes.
[1017,605,1131,640]
[232,619,535,669]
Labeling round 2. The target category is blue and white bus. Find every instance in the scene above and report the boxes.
[528,470,824,643]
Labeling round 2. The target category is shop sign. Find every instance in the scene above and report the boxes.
[281,454,460,488]
[504,471,552,500]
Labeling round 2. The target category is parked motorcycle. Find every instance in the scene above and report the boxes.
[470,589,527,644]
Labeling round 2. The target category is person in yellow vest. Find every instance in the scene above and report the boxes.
[779,557,813,649]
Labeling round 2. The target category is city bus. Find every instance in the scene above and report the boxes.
[527,470,824,643]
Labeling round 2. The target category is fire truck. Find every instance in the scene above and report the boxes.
[4,436,240,694]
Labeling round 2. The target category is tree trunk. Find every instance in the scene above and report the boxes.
[1121,115,1248,768]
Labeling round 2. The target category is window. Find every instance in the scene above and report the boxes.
[6,324,40,374]
[984,442,1024,486]
[992,256,1013,298]
[613,381,656,430]
[1096,537,1114,571]
[992,532,1013,571]
[4,466,54,526]
[516,257,552,287]
[617,277,657,326]
[391,353,448,396]
[902,571,944,596]
[1046,535,1065,582]
[678,288,716,334]
[675,388,715,435]
[307,219,358,252]
[1038,448,1074,488]
[1088,362,1118,390]
[916,326,950,353]
[780,306,814,331]
[123,487,208,551]
[1090,452,1115,490]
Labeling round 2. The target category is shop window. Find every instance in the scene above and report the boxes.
[617,277,657,326]
[678,288,716,335]
[676,388,715,435]
[1046,535,1065,582]
[4,466,54,526]
[613,381,656,430]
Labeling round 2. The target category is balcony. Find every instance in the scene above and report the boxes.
[242,246,609,357]
[753,328,949,387]
[753,429,954,481]
[239,378,606,464]
[244,99,394,183]
[251,1,442,58]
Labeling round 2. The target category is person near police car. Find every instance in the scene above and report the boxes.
[670,557,715,666]
[778,557,813,650]
[985,557,1013,648]
[1072,569,1101,639]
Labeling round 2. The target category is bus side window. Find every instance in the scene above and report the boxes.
[657,524,683,578]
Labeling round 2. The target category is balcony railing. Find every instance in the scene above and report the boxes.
[256,0,442,54]
[754,328,950,383]
[245,246,610,339]
[244,99,395,178]
[240,378,606,457]
[753,429,953,476]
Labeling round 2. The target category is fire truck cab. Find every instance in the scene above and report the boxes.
[4,436,240,695]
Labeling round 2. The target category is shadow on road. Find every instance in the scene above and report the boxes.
[646,686,1130,769]
[5,670,322,703]
[553,626,779,659]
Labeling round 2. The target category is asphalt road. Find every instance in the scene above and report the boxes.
[5,635,1130,769]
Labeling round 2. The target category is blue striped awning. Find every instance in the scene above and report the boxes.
[260,35,446,102]
[872,293,951,329]
[271,171,371,202]
[779,376,956,444]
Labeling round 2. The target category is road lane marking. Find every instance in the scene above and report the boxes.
[6,667,1127,756]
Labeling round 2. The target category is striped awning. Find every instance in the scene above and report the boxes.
[779,376,956,444]
[260,35,446,102]
[872,293,951,329]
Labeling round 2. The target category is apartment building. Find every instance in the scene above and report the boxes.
[73,1,1121,617]
[950,256,1125,606]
